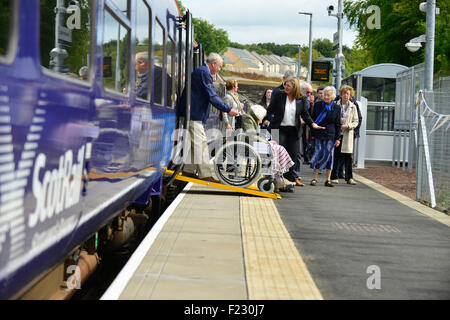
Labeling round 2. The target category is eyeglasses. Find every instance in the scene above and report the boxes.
[305,91,313,95]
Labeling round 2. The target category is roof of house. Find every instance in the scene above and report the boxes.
[222,56,234,64]
[226,47,260,69]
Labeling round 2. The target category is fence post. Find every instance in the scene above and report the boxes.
[416,93,423,201]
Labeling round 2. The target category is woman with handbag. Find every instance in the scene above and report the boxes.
[222,79,245,135]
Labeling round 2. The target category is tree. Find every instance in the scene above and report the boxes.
[344,0,450,76]
[176,0,186,16]
[192,18,230,55]
[313,38,335,58]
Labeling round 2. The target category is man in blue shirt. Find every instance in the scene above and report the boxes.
[177,53,238,181]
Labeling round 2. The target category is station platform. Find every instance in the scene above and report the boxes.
[101,165,450,300]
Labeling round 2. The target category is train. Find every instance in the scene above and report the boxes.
[0,0,214,299]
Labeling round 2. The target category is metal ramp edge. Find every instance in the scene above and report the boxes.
[164,169,281,199]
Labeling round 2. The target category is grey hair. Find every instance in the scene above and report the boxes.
[206,52,223,65]
[135,51,148,63]
[283,70,295,79]
[78,66,88,77]
[323,86,336,99]
[300,81,312,95]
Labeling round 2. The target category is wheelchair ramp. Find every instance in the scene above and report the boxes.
[164,170,281,199]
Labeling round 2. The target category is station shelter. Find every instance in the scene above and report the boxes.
[341,63,408,168]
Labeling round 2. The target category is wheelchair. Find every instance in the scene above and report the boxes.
[211,131,276,193]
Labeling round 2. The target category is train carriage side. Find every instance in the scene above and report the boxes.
[0,0,183,299]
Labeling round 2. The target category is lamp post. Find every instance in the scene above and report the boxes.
[299,12,313,83]
[328,0,344,89]
[424,0,436,91]
[297,44,301,78]
[405,1,438,91]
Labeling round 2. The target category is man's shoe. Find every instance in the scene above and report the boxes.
[347,178,357,185]
[331,179,339,184]
[324,180,334,187]
[295,180,305,187]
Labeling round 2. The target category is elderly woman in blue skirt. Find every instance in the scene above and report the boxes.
[309,86,342,187]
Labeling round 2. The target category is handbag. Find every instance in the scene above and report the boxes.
[234,115,243,129]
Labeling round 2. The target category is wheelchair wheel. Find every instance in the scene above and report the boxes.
[214,141,262,188]
[257,178,275,193]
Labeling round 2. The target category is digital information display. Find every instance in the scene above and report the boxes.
[311,61,331,82]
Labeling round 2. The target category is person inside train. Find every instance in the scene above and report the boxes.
[176,52,239,182]
[330,85,359,185]
[309,86,342,187]
[222,78,245,135]
[78,66,88,81]
[135,51,149,100]
[263,76,325,187]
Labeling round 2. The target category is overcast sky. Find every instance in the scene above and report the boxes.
[181,0,358,48]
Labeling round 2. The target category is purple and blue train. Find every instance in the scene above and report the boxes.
[0,0,212,299]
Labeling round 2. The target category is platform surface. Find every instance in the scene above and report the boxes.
[103,165,450,300]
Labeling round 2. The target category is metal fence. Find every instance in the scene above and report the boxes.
[416,90,450,211]
[394,64,450,211]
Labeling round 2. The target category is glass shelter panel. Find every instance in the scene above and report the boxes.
[363,77,396,131]
[366,105,395,131]
[362,77,396,102]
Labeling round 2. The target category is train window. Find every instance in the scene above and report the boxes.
[167,36,175,108]
[40,0,92,81]
[135,0,151,101]
[153,19,165,105]
[103,9,129,93]
[0,1,11,56]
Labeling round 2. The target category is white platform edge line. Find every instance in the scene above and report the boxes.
[100,182,193,300]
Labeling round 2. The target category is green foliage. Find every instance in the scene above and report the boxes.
[344,0,450,76]
[313,38,335,58]
[0,1,10,55]
[176,0,186,16]
[192,18,230,55]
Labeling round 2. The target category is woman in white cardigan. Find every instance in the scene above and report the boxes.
[330,85,359,185]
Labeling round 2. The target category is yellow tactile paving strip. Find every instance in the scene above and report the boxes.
[240,197,323,300]
[354,174,450,227]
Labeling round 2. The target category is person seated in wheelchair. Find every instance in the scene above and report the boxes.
[241,104,295,192]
